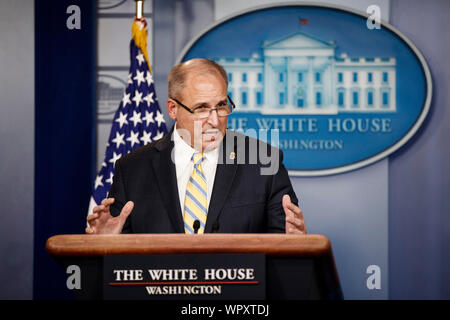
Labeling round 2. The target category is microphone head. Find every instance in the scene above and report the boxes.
[193,220,200,233]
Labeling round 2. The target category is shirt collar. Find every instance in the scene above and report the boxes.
[172,123,220,165]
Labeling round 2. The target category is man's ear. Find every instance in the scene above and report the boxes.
[166,99,177,120]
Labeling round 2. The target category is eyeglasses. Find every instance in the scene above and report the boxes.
[172,95,236,119]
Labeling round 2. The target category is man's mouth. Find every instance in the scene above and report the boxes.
[202,130,220,141]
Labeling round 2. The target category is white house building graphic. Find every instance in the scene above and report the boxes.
[214,31,396,114]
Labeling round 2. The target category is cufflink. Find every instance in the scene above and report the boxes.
[229,152,236,160]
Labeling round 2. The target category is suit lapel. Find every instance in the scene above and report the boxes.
[205,133,238,233]
[152,129,184,233]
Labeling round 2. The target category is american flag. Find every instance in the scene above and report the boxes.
[299,17,309,25]
[88,24,167,213]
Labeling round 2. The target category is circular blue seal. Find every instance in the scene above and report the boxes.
[177,3,432,176]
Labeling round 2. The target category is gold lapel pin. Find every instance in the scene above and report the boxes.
[229,152,236,160]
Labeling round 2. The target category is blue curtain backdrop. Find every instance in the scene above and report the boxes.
[34,0,96,299]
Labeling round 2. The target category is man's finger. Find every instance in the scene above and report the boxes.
[289,205,303,219]
[283,194,297,219]
[283,194,306,234]
[284,203,302,218]
[286,224,305,234]
[101,198,115,206]
[286,219,306,234]
[282,194,291,209]
[87,213,99,222]
[119,201,134,222]
[92,205,105,214]
[285,199,302,215]
[85,226,94,234]
[286,216,305,230]
[283,194,303,217]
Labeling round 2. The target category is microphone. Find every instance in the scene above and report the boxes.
[212,221,220,233]
[193,220,200,234]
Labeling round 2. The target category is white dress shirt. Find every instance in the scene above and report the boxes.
[172,125,219,216]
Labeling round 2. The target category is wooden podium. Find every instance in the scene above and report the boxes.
[46,234,343,300]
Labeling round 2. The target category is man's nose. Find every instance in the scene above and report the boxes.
[207,109,219,126]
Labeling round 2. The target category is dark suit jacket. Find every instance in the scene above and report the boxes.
[109,128,298,233]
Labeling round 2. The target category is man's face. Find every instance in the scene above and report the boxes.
[168,71,228,151]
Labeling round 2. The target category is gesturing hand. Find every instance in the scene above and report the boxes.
[283,194,306,234]
[85,198,134,234]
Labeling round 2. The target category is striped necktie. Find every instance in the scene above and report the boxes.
[183,152,207,234]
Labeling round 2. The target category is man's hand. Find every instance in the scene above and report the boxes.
[283,194,306,234]
[85,198,134,234]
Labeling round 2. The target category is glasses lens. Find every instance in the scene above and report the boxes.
[217,105,231,116]
[195,111,209,119]
[195,105,231,118]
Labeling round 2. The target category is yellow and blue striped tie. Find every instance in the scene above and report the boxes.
[184,152,207,234]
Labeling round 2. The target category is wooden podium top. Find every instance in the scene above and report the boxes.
[46,234,331,257]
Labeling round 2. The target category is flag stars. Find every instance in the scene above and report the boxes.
[136,52,145,66]
[111,132,125,149]
[129,110,143,127]
[126,73,133,84]
[105,172,114,185]
[155,110,166,126]
[154,130,164,141]
[122,92,131,107]
[146,71,154,85]
[142,110,155,126]
[94,175,104,190]
[143,92,154,106]
[126,130,140,147]
[115,111,129,129]
[140,130,152,145]
[132,89,144,106]
[109,151,122,165]
[134,70,146,86]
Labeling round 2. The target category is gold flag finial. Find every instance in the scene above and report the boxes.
[135,0,144,19]
[132,0,151,72]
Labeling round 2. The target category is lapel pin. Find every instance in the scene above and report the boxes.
[229,152,236,160]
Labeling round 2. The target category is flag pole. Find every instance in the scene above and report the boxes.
[132,0,151,72]
[135,0,144,19]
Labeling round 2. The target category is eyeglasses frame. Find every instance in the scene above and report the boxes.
[171,95,236,118]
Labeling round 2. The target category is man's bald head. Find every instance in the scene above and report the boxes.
[168,58,228,100]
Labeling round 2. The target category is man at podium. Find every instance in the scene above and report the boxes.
[86,59,306,236]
